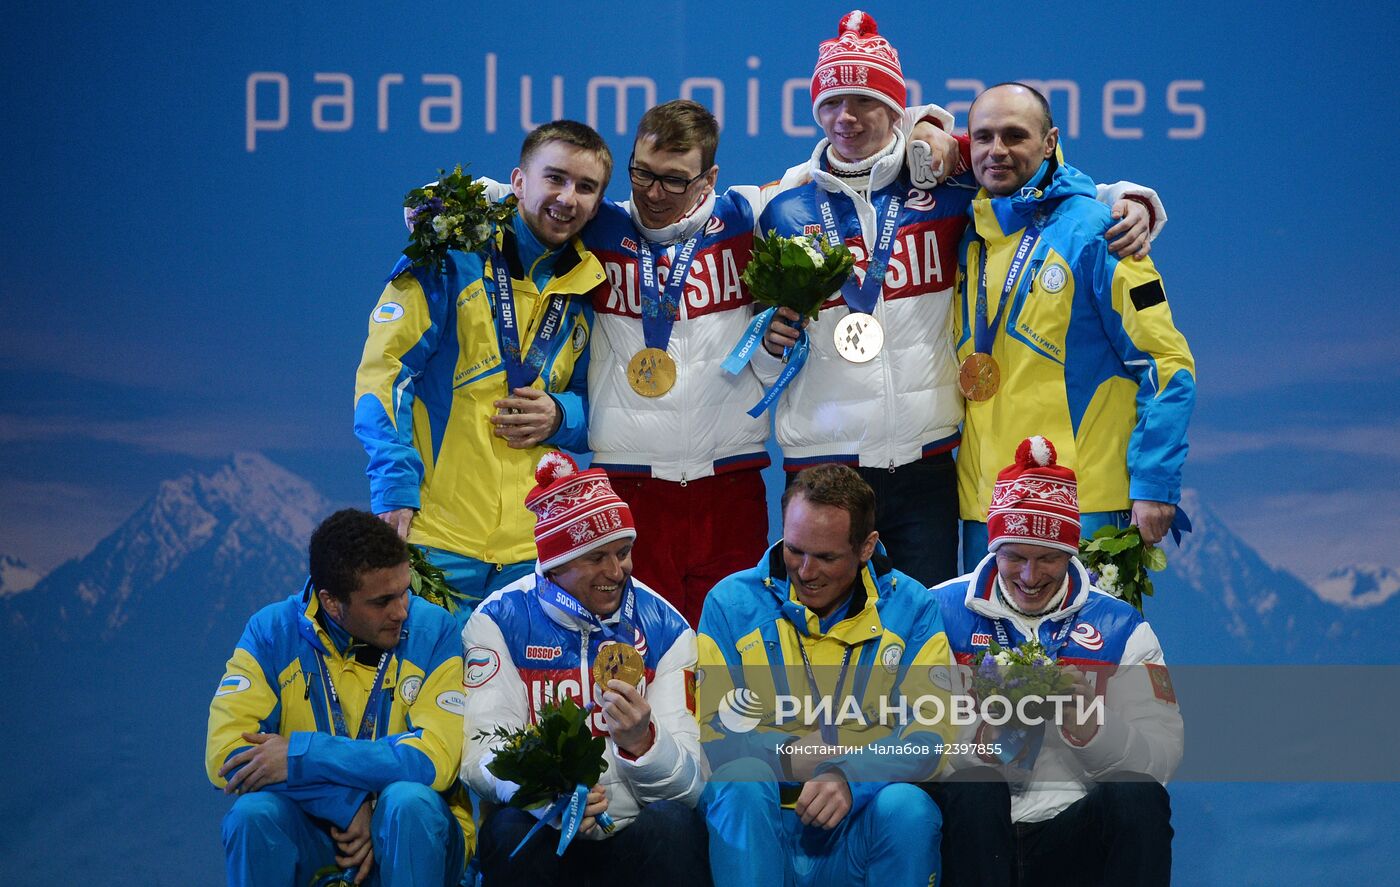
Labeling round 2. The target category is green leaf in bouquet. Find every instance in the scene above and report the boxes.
[1143,546,1168,572]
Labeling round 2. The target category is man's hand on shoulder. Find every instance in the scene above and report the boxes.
[1106,199,1153,260]
[220,731,290,795]
[377,508,415,539]
[331,799,376,885]
[602,679,655,758]
[490,387,562,448]
[908,120,960,187]
[795,770,852,830]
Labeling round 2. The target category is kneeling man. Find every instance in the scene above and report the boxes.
[935,437,1183,887]
[462,452,709,886]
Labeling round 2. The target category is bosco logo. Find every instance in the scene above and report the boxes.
[717,688,764,734]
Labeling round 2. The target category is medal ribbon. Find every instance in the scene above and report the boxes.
[815,187,903,316]
[972,224,1041,356]
[313,645,395,741]
[795,638,855,745]
[490,244,570,392]
[721,306,777,376]
[637,233,702,352]
[538,575,636,642]
[509,783,617,858]
[742,327,810,418]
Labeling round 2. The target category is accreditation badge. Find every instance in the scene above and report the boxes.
[957,352,1001,401]
[592,643,646,689]
[627,348,677,397]
[833,313,883,363]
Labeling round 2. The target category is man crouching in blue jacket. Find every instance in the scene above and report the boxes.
[207,509,470,886]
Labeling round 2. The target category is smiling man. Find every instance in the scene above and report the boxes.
[207,509,470,887]
[461,452,709,886]
[756,12,1166,589]
[355,121,611,624]
[955,83,1196,568]
[933,437,1183,887]
[697,464,959,887]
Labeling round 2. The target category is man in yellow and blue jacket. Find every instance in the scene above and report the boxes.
[206,509,471,886]
[355,121,611,619]
[955,84,1196,569]
[697,464,960,887]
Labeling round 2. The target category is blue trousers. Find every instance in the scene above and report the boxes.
[961,511,1130,573]
[419,546,535,630]
[221,782,466,887]
[702,762,941,887]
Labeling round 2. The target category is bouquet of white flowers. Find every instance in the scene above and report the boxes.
[1078,525,1167,612]
[741,231,855,321]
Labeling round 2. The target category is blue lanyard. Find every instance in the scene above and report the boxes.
[815,188,904,315]
[795,636,855,745]
[972,225,1040,355]
[538,575,636,641]
[313,645,395,740]
[991,609,1075,659]
[490,244,570,392]
[636,233,702,352]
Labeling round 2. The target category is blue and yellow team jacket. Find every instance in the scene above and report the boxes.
[205,584,473,853]
[955,157,1196,519]
[354,215,605,565]
[697,544,959,815]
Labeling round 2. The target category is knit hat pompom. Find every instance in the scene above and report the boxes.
[535,451,578,485]
[1016,435,1057,469]
[837,9,879,37]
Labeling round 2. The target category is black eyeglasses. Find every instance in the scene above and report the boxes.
[627,156,707,195]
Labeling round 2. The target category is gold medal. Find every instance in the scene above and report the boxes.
[833,313,883,363]
[592,642,646,689]
[627,348,677,397]
[958,353,1001,401]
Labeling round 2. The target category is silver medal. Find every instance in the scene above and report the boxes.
[833,313,883,363]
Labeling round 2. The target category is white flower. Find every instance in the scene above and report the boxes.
[474,223,491,242]
[1098,563,1121,596]
[993,651,1012,668]
[431,214,453,237]
[800,237,826,268]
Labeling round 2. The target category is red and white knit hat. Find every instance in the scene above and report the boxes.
[987,436,1081,555]
[811,10,907,123]
[525,452,636,572]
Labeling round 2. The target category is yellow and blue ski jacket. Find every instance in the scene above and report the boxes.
[354,215,605,565]
[955,157,1196,519]
[697,543,959,816]
[205,583,473,852]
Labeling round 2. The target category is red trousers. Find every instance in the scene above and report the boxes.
[605,469,769,628]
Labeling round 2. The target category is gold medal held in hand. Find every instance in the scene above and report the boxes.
[627,348,677,397]
[958,353,1001,401]
[592,642,646,689]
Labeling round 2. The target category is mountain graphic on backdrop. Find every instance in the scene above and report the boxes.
[1,452,331,650]
[0,555,41,597]
[1136,490,1398,663]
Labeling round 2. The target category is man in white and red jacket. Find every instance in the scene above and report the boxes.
[932,437,1182,887]
[461,452,709,886]
[758,11,1164,588]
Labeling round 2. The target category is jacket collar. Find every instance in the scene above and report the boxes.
[805,128,908,198]
[627,190,718,247]
[759,541,890,644]
[532,569,629,634]
[962,552,1093,628]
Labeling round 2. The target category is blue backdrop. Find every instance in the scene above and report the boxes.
[2,1,1397,883]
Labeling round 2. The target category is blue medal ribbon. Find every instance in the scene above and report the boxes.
[537,575,636,642]
[509,784,617,858]
[721,306,777,376]
[985,603,1076,768]
[490,243,570,393]
[743,327,810,418]
[312,644,395,741]
[972,224,1041,356]
[815,188,903,316]
[637,233,702,352]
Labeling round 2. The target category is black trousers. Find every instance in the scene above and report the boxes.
[785,452,961,588]
[476,799,712,887]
